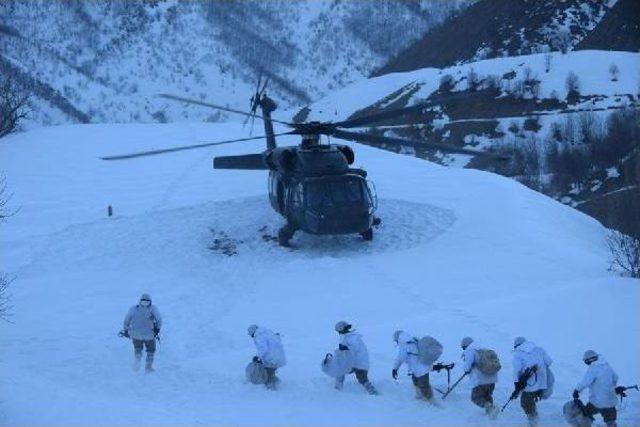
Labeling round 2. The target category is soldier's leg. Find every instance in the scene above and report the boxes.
[471,384,494,407]
[335,375,345,390]
[354,369,377,395]
[411,375,423,399]
[132,339,143,371]
[583,402,598,420]
[414,373,433,400]
[600,407,617,427]
[471,385,486,408]
[520,392,538,425]
[264,367,277,389]
[144,339,156,372]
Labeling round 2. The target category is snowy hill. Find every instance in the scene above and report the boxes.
[301,49,640,236]
[1,123,638,425]
[0,0,466,128]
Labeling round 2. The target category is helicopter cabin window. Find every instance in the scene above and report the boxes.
[305,177,367,209]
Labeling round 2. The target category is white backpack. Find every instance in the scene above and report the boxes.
[246,360,268,384]
[321,348,354,378]
[416,336,443,366]
[475,348,502,375]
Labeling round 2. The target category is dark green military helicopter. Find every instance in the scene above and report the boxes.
[103,78,499,246]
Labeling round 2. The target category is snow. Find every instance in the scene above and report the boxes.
[1,123,639,426]
[304,50,640,124]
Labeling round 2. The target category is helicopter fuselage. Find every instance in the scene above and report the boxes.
[265,144,378,240]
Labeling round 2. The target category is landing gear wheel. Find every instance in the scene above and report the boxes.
[361,228,373,241]
[278,224,295,247]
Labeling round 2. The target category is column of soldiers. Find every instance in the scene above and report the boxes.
[119,295,629,427]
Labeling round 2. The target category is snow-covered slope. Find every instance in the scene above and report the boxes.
[0,0,466,128]
[0,123,639,426]
[305,50,639,132]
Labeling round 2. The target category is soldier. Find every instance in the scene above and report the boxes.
[248,324,286,390]
[334,321,378,395]
[122,293,162,373]
[512,337,553,426]
[460,336,499,418]
[573,350,619,427]
[392,330,435,403]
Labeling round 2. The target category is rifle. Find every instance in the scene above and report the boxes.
[433,362,455,389]
[442,371,468,399]
[616,385,638,401]
[502,365,537,412]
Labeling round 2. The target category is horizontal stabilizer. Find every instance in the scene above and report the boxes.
[213,153,268,170]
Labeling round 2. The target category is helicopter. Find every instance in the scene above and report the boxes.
[102,77,503,246]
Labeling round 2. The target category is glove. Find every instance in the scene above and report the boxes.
[464,370,471,375]
[119,330,130,338]
[573,390,580,400]
[433,363,444,372]
[252,356,262,364]
[392,369,398,380]
[153,326,160,336]
[615,386,627,397]
[338,344,349,351]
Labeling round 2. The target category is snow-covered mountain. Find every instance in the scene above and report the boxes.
[375,0,637,75]
[0,0,466,127]
[1,122,638,425]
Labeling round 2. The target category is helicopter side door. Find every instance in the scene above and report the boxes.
[285,181,305,228]
[268,171,286,215]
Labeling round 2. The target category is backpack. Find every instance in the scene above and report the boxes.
[321,348,354,378]
[475,348,501,375]
[246,360,268,384]
[416,336,443,366]
[540,366,554,400]
[562,400,593,427]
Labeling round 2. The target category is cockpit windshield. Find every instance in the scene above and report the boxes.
[305,177,369,210]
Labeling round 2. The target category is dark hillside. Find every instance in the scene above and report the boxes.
[575,0,640,52]
[374,0,611,76]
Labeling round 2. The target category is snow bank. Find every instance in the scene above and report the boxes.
[0,123,638,426]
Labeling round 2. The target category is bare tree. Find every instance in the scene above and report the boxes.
[0,78,29,138]
[544,52,552,73]
[551,29,572,54]
[439,73,455,92]
[607,231,640,278]
[0,275,12,322]
[0,176,17,222]
[609,63,619,82]
[565,71,581,103]
[466,67,480,92]
[0,175,15,322]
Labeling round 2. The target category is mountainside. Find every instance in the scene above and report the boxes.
[375,0,631,76]
[1,122,639,425]
[575,0,640,51]
[303,51,639,216]
[0,0,466,128]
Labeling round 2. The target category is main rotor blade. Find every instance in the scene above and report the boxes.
[214,153,268,170]
[159,94,294,127]
[331,129,507,159]
[332,90,492,129]
[332,103,435,129]
[101,132,293,161]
